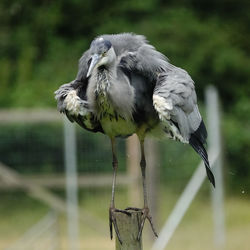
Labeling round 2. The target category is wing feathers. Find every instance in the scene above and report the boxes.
[189,121,215,187]
[153,69,215,186]
[54,80,103,133]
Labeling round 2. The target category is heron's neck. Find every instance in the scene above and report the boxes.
[103,61,117,78]
[96,63,116,93]
[91,67,115,118]
[96,68,109,93]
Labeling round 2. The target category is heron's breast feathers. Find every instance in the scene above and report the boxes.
[88,69,135,122]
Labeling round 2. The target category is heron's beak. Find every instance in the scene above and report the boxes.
[87,54,101,78]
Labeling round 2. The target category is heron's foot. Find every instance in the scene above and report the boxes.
[109,207,131,244]
[125,206,158,240]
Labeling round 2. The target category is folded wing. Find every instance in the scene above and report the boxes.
[153,67,215,187]
[55,80,103,133]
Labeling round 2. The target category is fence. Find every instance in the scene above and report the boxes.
[0,86,224,250]
[0,107,142,250]
[4,211,59,250]
[152,86,225,249]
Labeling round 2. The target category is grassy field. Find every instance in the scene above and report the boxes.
[0,187,249,250]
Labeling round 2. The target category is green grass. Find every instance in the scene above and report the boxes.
[0,191,49,248]
[0,188,250,250]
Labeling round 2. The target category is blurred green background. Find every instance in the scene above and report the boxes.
[1,0,250,191]
[0,0,250,249]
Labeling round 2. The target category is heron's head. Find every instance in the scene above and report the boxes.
[87,37,116,77]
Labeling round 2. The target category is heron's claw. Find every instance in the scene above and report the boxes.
[125,207,158,240]
[109,207,131,244]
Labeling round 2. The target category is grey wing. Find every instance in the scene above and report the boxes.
[153,66,202,142]
[76,33,170,82]
[99,33,170,80]
[153,67,215,187]
[54,80,103,133]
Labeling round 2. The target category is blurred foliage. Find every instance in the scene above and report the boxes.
[0,0,250,190]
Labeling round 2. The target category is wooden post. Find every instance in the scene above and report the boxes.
[115,210,143,250]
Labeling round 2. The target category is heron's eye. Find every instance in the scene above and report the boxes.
[87,58,91,67]
[102,52,107,57]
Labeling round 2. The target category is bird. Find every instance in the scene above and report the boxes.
[55,33,215,244]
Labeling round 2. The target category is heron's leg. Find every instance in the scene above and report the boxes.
[110,138,118,209]
[109,138,131,244]
[136,139,158,240]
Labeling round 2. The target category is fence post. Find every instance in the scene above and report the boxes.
[126,135,159,242]
[115,210,143,250]
[64,118,80,250]
[205,86,225,248]
[127,134,142,207]
[145,138,159,239]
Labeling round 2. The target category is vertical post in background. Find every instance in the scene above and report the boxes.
[127,134,142,207]
[145,138,159,239]
[127,135,158,241]
[64,118,80,250]
[205,86,225,248]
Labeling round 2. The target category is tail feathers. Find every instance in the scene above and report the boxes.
[194,120,207,144]
[189,122,215,187]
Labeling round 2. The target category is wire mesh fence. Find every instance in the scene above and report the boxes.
[0,98,226,250]
[0,110,131,250]
[4,211,59,250]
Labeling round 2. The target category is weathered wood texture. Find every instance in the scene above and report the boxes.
[115,210,143,250]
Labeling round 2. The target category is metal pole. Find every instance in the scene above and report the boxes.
[151,149,218,250]
[205,86,225,248]
[64,118,80,250]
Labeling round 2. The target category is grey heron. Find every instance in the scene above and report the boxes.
[55,33,215,243]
